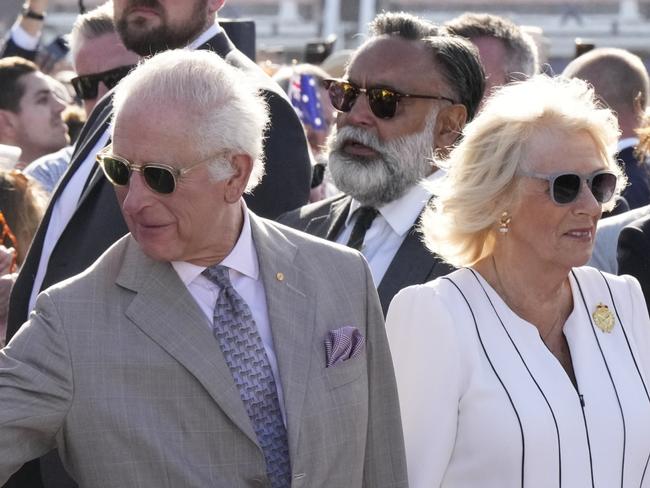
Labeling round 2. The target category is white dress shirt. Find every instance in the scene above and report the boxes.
[171,205,287,424]
[28,130,110,312]
[336,171,444,285]
[387,266,650,487]
[8,23,39,51]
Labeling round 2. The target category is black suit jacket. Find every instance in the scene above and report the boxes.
[3,29,310,488]
[617,214,650,317]
[1,35,38,60]
[278,194,454,315]
[619,146,650,210]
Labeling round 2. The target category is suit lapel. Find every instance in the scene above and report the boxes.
[117,239,259,446]
[250,214,316,459]
[302,195,350,241]
[377,214,452,315]
[75,103,114,209]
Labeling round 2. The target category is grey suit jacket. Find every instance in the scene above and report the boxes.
[279,194,454,314]
[0,213,407,488]
[588,204,650,273]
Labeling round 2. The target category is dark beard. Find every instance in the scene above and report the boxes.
[116,0,208,56]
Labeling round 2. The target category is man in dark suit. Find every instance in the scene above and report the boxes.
[3,1,310,486]
[279,12,485,314]
[617,214,650,316]
[563,48,650,210]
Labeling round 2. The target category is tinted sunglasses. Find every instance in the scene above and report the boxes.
[97,145,220,194]
[71,65,136,100]
[323,78,456,119]
[519,169,618,205]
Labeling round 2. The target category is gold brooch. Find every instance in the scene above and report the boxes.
[592,303,615,333]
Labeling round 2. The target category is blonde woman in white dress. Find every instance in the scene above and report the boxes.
[386,75,650,488]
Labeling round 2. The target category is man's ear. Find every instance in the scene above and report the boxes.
[0,109,19,141]
[433,104,468,151]
[208,0,226,15]
[223,153,253,203]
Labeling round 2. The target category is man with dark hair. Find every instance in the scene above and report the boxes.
[4,1,311,487]
[0,57,69,167]
[280,13,485,314]
[445,12,538,95]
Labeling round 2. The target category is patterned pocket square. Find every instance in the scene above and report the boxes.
[325,326,365,368]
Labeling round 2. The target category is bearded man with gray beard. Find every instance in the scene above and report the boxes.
[279,12,485,314]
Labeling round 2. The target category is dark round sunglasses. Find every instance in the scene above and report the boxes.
[323,78,456,119]
[96,145,219,194]
[519,169,618,205]
[71,64,136,100]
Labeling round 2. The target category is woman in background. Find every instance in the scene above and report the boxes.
[0,170,46,346]
[387,75,650,487]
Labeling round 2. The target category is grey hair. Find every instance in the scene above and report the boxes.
[69,1,116,60]
[420,74,623,267]
[563,47,650,114]
[369,11,440,39]
[112,50,269,192]
[422,35,485,122]
[445,12,539,82]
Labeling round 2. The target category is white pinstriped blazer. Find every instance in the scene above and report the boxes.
[388,266,650,488]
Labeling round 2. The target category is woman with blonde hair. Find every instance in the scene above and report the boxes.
[386,75,650,487]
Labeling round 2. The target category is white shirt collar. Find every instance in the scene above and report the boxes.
[618,137,639,152]
[187,21,222,51]
[172,200,259,285]
[347,169,445,237]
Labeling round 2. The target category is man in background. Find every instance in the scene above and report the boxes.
[23,2,140,194]
[280,12,485,313]
[445,12,538,97]
[0,57,69,168]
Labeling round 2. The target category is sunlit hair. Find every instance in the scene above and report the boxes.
[445,12,539,82]
[69,1,116,62]
[421,74,624,268]
[111,50,269,192]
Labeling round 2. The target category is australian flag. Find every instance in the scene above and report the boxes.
[288,73,326,131]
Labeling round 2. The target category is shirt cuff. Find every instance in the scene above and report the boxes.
[10,22,40,51]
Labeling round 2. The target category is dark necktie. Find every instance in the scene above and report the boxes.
[202,265,291,488]
[346,206,378,250]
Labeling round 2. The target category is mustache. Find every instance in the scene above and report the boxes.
[330,125,385,154]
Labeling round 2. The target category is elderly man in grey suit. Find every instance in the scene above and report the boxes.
[279,12,485,314]
[0,50,407,488]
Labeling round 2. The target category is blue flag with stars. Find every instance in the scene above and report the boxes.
[288,73,326,131]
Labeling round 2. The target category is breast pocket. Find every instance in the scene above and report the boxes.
[324,353,366,389]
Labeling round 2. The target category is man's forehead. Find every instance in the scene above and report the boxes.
[346,36,440,87]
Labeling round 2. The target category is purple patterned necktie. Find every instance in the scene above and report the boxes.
[203,265,291,488]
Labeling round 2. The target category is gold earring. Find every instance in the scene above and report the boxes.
[498,211,511,234]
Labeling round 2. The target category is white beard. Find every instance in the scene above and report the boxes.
[327,111,438,207]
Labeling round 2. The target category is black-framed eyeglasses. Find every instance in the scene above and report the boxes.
[71,65,136,100]
[519,169,618,205]
[323,78,456,120]
[96,144,222,194]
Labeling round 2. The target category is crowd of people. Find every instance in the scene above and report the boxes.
[0,0,650,487]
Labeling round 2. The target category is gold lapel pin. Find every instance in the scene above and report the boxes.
[276,272,284,282]
[592,302,615,333]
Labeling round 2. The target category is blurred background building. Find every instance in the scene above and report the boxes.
[2,0,650,70]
